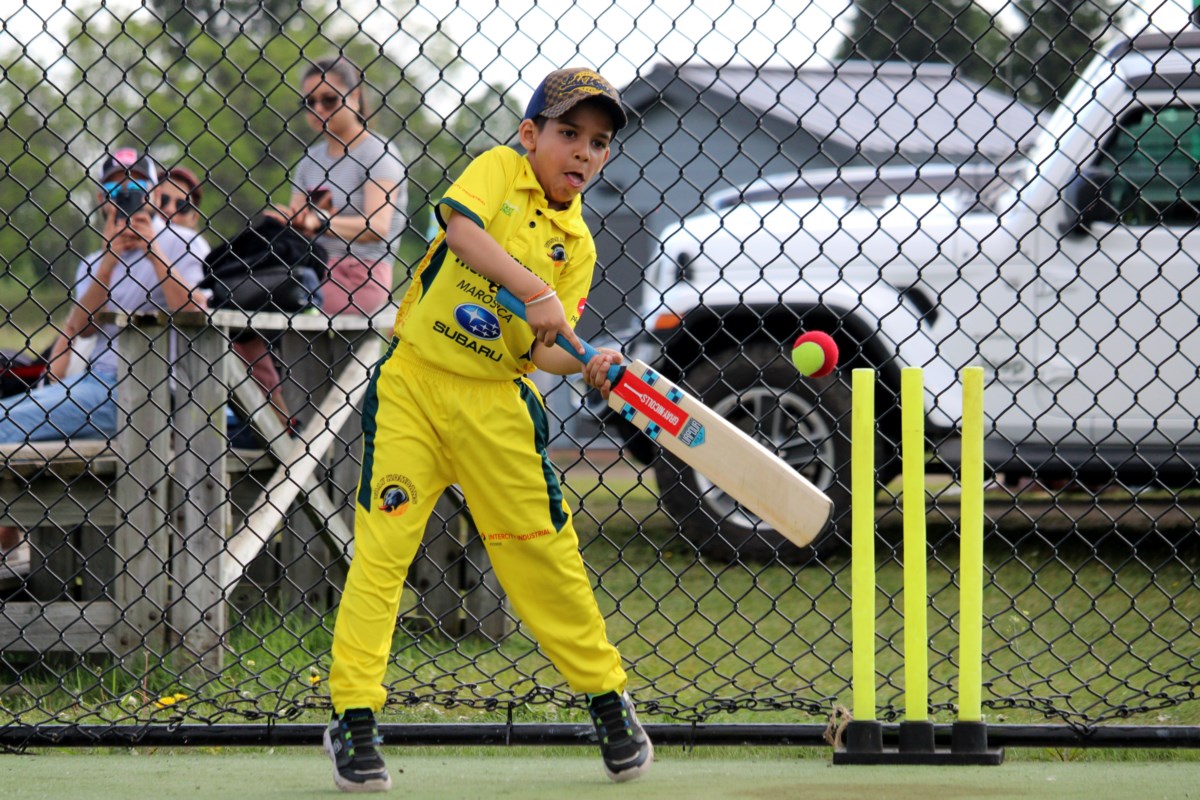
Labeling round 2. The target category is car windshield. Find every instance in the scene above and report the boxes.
[711,162,1021,217]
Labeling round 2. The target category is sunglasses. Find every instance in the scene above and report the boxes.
[102,179,152,198]
[303,93,343,111]
[159,195,193,214]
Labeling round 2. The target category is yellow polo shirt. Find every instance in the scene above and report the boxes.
[395,146,596,380]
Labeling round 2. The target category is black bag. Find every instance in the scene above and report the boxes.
[0,350,47,398]
[202,216,327,313]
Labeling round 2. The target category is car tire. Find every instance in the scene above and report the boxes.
[652,343,858,564]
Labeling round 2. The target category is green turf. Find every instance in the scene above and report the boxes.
[3,749,1199,800]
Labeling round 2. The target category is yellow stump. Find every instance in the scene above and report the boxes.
[958,367,985,722]
[901,367,928,722]
[851,369,876,723]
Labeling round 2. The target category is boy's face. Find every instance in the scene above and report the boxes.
[519,102,613,210]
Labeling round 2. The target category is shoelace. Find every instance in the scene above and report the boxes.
[590,695,634,745]
[340,714,383,757]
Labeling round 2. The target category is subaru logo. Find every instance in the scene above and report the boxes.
[454,304,501,340]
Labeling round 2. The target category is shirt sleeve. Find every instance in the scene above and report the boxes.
[367,140,406,187]
[436,147,519,231]
[367,140,408,233]
[188,233,212,264]
[73,254,99,304]
[156,226,205,290]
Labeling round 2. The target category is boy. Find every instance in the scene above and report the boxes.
[322,68,652,792]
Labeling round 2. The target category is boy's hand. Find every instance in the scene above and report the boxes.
[525,296,585,355]
[583,348,623,399]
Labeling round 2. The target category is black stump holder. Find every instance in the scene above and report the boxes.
[833,720,1004,765]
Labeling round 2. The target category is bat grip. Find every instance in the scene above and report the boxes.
[495,286,622,383]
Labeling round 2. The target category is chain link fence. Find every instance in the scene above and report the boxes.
[2,0,1200,748]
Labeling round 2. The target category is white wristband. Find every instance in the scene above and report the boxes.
[525,289,558,306]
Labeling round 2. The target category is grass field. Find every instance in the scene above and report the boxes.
[3,747,1200,799]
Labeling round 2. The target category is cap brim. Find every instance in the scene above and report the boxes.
[543,94,628,131]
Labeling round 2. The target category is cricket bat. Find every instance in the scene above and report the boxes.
[496,288,833,547]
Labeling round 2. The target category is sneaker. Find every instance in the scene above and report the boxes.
[323,708,392,793]
[588,691,653,783]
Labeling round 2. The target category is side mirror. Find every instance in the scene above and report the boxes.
[1062,168,1119,234]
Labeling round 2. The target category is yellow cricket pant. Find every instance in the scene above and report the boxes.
[329,342,627,713]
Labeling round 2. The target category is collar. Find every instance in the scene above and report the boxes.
[515,155,589,238]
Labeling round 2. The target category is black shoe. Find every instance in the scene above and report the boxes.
[588,691,654,783]
[323,708,392,793]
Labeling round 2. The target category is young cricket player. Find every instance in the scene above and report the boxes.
[322,67,653,791]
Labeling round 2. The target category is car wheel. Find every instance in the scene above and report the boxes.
[652,343,856,564]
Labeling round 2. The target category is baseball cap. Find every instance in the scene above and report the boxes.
[166,165,203,202]
[96,147,159,185]
[524,68,628,132]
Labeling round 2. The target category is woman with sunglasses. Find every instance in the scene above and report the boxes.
[288,56,407,316]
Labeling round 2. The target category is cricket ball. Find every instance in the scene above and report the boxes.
[791,331,838,378]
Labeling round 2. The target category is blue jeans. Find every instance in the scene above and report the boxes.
[0,371,118,443]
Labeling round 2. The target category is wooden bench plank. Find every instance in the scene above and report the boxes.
[101,307,397,335]
[0,440,113,462]
[0,601,122,653]
[225,357,354,555]
[1,441,271,477]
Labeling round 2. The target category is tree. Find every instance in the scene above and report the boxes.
[1002,0,1121,107]
[145,0,308,41]
[0,56,86,296]
[836,0,1010,87]
[0,1,512,298]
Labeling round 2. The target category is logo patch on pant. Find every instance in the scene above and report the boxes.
[376,474,419,516]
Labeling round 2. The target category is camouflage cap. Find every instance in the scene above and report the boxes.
[524,67,628,132]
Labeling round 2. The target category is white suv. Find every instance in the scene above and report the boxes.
[615,30,1200,561]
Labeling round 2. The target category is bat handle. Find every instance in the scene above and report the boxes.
[495,287,623,383]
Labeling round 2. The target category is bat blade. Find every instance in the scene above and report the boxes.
[493,287,833,547]
[608,360,832,548]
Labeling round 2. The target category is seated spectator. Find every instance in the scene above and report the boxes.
[0,148,206,583]
[156,164,211,262]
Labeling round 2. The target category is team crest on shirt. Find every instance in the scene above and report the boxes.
[376,474,419,516]
[546,238,567,269]
[454,303,502,340]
